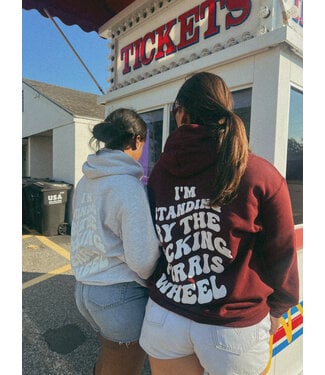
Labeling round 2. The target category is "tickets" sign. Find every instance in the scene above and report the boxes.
[120,0,252,75]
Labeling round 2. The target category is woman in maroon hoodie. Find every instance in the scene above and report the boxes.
[139,72,299,375]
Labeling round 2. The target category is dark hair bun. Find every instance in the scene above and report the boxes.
[90,108,147,151]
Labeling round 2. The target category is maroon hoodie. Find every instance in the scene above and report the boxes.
[147,124,299,327]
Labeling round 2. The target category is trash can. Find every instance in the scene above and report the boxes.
[22,178,33,227]
[22,177,50,228]
[28,181,72,236]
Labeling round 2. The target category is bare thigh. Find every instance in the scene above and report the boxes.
[95,335,146,375]
[149,354,204,375]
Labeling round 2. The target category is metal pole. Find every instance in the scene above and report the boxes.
[43,8,105,95]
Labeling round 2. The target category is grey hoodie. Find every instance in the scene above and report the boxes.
[70,149,160,287]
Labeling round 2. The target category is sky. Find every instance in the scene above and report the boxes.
[22,9,109,95]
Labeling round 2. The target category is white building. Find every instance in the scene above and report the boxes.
[22,78,105,188]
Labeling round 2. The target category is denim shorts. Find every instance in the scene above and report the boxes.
[140,298,271,375]
[75,281,148,343]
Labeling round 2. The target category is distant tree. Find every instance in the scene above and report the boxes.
[287,138,303,156]
[286,138,303,180]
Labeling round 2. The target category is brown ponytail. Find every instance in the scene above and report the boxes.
[211,111,248,205]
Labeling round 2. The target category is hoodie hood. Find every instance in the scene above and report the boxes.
[82,149,143,180]
[160,124,217,177]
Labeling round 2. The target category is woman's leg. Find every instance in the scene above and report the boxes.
[94,335,146,375]
[149,354,204,375]
[76,282,148,374]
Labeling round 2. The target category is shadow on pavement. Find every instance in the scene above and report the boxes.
[22,271,152,375]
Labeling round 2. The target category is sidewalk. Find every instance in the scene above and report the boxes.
[22,225,151,375]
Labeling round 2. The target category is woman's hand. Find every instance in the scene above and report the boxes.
[269,315,281,335]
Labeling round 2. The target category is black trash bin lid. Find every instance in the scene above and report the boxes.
[32,181,72,191]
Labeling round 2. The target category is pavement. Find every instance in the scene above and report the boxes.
[22,225,151,375]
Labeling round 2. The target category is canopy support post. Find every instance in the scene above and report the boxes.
[43,8,105,95]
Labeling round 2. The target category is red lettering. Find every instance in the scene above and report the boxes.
[225,0,251,30]
[294,0,303,27]
[119,0,253,75]
[120,43,133,74]
[178,6,200,50]
[200,0,220,39]
[155,19,177,60]
[141,32,156,65]
[133,38,142,70]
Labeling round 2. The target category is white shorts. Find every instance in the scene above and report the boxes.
[139,298,271,375]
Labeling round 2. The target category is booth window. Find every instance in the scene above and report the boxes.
[232,88,251,140]
[139,109,163,184]
[286,88,303,224]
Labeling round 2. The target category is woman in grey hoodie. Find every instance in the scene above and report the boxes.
[70,108,160,375]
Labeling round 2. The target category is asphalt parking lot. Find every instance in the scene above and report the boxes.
[22,225,151,375]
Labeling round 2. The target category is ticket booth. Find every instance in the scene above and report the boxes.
[98,1,303,373]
